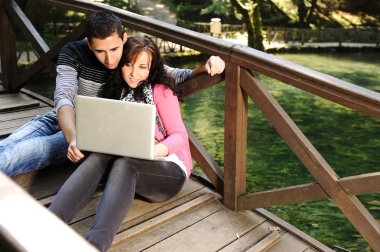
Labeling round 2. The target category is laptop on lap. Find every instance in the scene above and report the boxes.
[75,95,156,160]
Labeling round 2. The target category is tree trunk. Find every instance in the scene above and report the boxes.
[253,0,264,51]
[230,0,264,51]
[294,0,317,28]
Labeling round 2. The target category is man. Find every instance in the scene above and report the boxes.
[0,11,225,176]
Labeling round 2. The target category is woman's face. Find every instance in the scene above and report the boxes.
[121,51,151,89]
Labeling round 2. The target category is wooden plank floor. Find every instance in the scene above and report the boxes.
[1,90,334,252]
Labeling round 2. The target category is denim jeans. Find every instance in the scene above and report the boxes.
[0,110,69,176]
[49,153,186,252]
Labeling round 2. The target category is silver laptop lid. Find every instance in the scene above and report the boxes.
[75,95,156,160]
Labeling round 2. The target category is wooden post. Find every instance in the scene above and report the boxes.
[239,69,380,251]
[223,63,248,210]
[267,27,271,45]
[0,0,17,91]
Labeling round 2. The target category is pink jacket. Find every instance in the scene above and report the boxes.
[153,84,193,178]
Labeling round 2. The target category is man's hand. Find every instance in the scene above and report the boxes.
[191,56,225,77]
[204,56,225,76]
[57,105,85,163]
[67,140,85,163]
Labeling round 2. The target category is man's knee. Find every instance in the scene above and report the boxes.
[0,144,20,176]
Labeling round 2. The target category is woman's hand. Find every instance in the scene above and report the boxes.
[154,142,169,158]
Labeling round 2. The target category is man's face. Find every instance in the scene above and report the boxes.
[87,32,126,70]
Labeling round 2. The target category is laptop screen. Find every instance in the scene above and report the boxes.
[75,95,156,160]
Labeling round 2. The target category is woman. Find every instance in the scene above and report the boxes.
[49,36,192,252]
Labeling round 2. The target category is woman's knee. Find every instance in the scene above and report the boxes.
[109,157,137,179]
[87,153,113,163]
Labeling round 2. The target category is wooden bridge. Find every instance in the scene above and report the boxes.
[1,0,380,251]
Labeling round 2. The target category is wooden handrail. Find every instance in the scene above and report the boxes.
[1,0,380,250]
[231,45,380,118]
[0,173,97,251]
[5,0,380,117]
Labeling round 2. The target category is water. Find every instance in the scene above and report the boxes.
[179,52,380,251]
[25,52,380,251]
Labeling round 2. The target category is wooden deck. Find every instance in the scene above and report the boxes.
[0,90,333,252]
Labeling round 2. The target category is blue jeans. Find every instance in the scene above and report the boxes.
[49,153,186,252]
[0,110,69,176]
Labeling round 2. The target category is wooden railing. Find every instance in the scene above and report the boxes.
[1,0,380,251]
[0,172,97,251]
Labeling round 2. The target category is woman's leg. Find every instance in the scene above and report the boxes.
[86,157,186,252]
[133,158,186,203]
[49,153,114,223]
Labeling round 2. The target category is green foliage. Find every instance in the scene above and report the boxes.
[174,0,214,22]
[340,0,380,18]
[101,0,139,12]
[200,0,241,24]
[272,0,380,28]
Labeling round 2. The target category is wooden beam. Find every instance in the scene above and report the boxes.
[13,20,87,90]
[238,172,380,209]
[4,0,56,74]
[180,72,224,98]
[238,183,329,209]
[0,0,17,91]
[187,127,224,194]
[240,68,380,251]
[223,63,248,210]
[339,172,380,196]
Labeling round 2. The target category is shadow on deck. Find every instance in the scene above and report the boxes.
[0,90,333,251]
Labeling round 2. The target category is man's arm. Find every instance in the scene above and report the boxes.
[57,105,84,163]
[165,56,225,84]
[54,47,85,163]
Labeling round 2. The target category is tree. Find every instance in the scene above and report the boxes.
[338,0,380,25]
[273,0,380,28]
[230,0,265,50]
[293,0,317,28]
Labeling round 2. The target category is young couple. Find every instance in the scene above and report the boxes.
[0,11,225,252]
[0,11,224,175]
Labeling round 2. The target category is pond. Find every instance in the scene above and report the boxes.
[25,51,380,251]
[176,52,380,252]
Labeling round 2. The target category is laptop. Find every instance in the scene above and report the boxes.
[75,95,156,160]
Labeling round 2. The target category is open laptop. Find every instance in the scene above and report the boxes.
[75,95,156,160]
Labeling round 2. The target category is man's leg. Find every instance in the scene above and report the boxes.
[0,111,68,176]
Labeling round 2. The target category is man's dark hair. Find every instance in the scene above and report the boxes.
[85,11,124,43]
